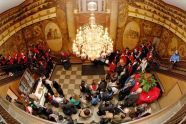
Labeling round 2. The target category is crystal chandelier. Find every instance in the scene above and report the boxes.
[72,13,113,61]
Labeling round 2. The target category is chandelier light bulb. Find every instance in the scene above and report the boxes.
[72,12,113,61]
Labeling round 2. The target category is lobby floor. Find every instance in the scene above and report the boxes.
[50,64,105,99]
[49,64,161,123]
[50,64,106,123]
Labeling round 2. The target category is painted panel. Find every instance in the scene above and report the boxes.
[123,21,140,49]
[45,22,62,52]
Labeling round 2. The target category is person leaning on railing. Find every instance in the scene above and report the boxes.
[169,50,180,70]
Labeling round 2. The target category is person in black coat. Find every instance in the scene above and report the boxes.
[42,79,54,95]
[97,79,107,92]
[52,81,64,97]
[61,99,77,116]
[123,88,142,107]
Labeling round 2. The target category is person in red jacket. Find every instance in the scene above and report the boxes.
[129,52,135,64]
[108,61,116,74]
[147,51,153,61]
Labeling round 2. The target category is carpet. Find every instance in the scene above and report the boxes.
[82,64,105,75]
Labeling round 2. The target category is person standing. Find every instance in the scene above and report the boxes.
[42,79,54,95]
[52,81,64,97]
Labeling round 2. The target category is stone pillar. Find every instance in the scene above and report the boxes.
[98,0,102,11]
[66,0,76,40]
[82,0,87,12]
[103,0,106,11]
[109,0,118,43]
[78,0,81,12]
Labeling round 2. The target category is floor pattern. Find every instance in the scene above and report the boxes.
[50,64,105,99]
[49,64,160,123]
[82,64,105,75]
[50,64,107,123]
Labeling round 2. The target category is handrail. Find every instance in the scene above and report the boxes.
[0,71,23,86]
[0,64,27,70]
[0,92,186,124]
[152,72,165,93]
[127,94,186,124]
[0,98,55,124]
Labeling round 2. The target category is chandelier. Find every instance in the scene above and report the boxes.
[72,13,113,61]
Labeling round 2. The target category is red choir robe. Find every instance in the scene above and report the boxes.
[129,55,135,63]
[128,64,133,75]
[108,62,116,74]
[33,48,39,54]
[147,52,153,61]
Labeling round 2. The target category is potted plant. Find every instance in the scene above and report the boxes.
[139,73,157,92]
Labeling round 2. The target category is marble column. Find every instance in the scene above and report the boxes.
[78,0,81,12]
[109,0,118,44]
[66,0,76,40]
[82,0,87,12]
[98,0,102,11]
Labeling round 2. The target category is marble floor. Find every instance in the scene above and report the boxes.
[49,64,161,123]
[50,64,106,123]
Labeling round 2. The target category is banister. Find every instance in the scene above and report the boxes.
[0,98,56,124]
[0,92,186,124]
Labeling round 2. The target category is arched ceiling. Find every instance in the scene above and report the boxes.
[162,0,186,11]
[0,0,186,14]
[0,0,24,13]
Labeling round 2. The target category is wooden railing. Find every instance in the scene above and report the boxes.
[0,71,23,86]
[0,64,25,86]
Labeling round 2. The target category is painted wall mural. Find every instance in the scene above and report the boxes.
[123,21,140,49]
[0,0,68,56]
[0,18,67,56]
[116,16,186,60]
[118,0,128,28]
[23,23,45,47]
[0,0,186,61]
[45,22,62,52]
[0,31,26,56]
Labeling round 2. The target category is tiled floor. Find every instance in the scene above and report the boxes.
[50,64,106,123]
[50,64,160,123]
[50,64,105,99]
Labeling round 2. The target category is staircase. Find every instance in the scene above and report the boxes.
[156,58,186,81]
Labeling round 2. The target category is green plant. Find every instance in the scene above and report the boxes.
[139,73,157,92]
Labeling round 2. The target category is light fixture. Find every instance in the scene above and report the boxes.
[72,2,113,61]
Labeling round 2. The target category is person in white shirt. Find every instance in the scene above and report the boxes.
[53,95,64,103]
[138,58,148,72]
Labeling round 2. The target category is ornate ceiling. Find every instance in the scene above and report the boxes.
[0,0,186,14]
[0,0,24,13]
[163,0,186,11]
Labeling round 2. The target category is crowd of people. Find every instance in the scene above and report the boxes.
[75,43,160,123]
[0,44,53,78]
[18,43,161,124]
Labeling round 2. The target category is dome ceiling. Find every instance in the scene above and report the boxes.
[162,0,186,11]
[0,0,186,14]
[0,0,24,13]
